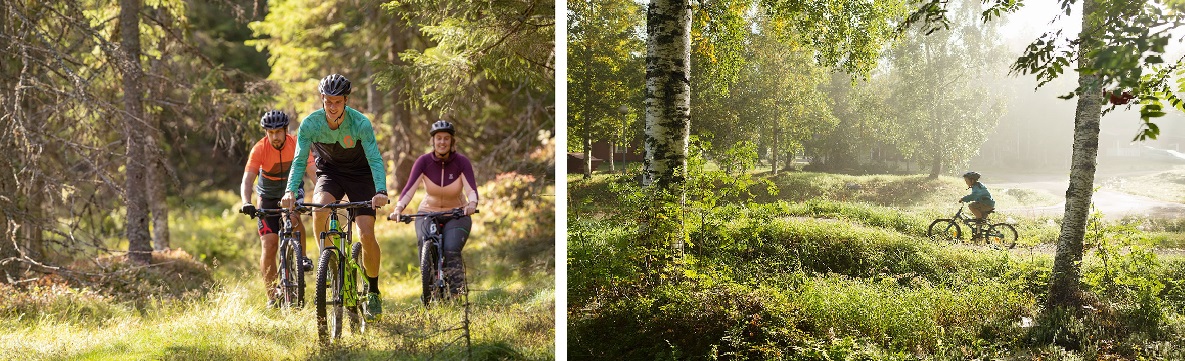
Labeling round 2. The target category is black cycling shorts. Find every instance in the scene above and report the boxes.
[257,186,304,236]
[257,198,282,236]
[313,172,378,218]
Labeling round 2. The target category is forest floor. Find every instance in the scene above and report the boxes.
[568,171,1185,360]
[0,182,555,361]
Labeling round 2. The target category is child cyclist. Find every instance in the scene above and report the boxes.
[959,171,995,220]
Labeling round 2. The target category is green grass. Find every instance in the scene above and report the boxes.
[569,171,1185,360]
[1,179,555,360]
[1108,170,1185,203]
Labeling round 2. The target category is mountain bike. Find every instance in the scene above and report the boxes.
[397,208,477,308]
[927,204,1018,249]
[301,200,373,343]
[247,206,311,309]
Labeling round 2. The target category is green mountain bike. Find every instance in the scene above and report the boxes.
[300,200,373,343]
[927,204,1018,249]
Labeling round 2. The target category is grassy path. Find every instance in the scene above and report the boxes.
[1,186,555,360]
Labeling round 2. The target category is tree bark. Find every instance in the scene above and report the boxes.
[147,34,168,251]
[120,0,152,265]
[1048,0,1102,309]
[388,21,417,188]
[0,3,15,280]
[772,130,780,176]
[147,136,168,250]
[928,155,941,179]
[643,0,692,189]
[584,124,593,179]
[609,143,617,172]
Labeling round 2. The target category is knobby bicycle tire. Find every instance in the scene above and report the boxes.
[927,219,961,244]
[420,240,438,307]
[279,238,304,308]
[987,223,1019,249]
[348,241,366,332]
[316,248,343,343]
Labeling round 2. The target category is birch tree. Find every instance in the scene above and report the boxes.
[643,0,693,189]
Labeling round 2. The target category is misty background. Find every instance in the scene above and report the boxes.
[569,0,1185,192]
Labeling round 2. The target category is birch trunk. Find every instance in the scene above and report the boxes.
[1048,0,1102,308]
[643,0,692,189]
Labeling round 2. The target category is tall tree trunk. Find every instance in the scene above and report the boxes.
[1048,0,1102,309]
[22,179,44,262]
[583,122,592,179]
[928,155,941,179]
[4,33,41,275]
[147,32,168,251]
[772,129,780,176]
[366,5,380,116]
[609,143,617,172]
[147,133,168,250]
[643,0,692,189]
[388,21,416,188]
[0,3,14,280]
[583,44,595,180]
[121,0,152,265]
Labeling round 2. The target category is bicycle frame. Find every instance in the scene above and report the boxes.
[301,200,372,342]
[951,205,989,236]
[398,208,476,307]
[250,207,309,308]
[303,201,367,309]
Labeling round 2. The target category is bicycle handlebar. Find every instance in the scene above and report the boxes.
[395,208,478,224]
[246,206,310,219]
[296,200,375,209]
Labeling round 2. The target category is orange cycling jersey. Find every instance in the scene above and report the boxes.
[245,134,312,199]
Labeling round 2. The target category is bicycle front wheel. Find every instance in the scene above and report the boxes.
[987,223,1018,250]
[279,238,304,308]
[420,240,439,307]
[315,248,343,343]
[927,219,961,244]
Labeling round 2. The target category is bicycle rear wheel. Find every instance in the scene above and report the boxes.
[420,240,439,307]
[987,223,1018,249]
[927,219,961,244]
[315,248,343,343]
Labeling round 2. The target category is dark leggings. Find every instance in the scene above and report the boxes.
[416,215,472,293]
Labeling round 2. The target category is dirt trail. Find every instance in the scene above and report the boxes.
[991,173,1185,220]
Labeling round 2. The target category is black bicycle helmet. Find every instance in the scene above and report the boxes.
[430,120,455,136]
[318,74,352,96]
[962,171,981,181]
[260,110,289,129]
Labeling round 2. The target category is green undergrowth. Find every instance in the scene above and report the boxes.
[1,175,555,360]
[569,171,1185,360]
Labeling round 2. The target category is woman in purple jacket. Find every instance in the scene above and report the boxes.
[388,120,479,296]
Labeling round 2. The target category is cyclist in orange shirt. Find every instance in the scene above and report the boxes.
[240,110,317,307]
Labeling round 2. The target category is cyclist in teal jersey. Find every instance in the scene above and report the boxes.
[959,171,995,220]
[281,74,389,321]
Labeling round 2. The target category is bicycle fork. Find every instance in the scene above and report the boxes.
[430,222,448,295]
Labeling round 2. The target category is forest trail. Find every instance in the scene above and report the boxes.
[991,171,1185,220]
